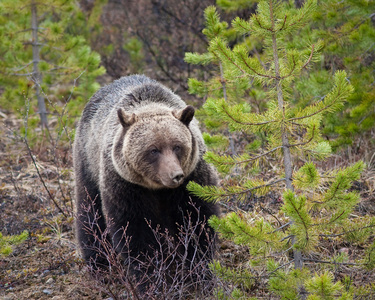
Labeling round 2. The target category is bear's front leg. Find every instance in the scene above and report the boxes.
[100,170,157,260]
[74,153,109,268]
[100,184,163,294]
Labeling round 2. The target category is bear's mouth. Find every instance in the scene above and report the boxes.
[139,175,183,190]
[157,170,185,189]
[159,177,184,189]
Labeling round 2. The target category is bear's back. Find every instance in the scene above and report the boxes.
[79,75,156,125]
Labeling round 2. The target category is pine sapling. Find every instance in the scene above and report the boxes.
[186,1,372,298]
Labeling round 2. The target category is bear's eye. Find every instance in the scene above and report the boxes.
[150,148,159,155]
[173,145,181,152]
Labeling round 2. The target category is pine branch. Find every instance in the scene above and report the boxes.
[267,259,296,276]
[241,145,283,162]
[205,145,283,168]
[220,102,277,126]
[210,37,244,74]
[290,71,353,122]
[293,161,320,190]
[315,210,347,226]
[303,259,360,266]
[254,15,273,33]
[10,62,34,73]
[211,260,255,289]
[234,48,275,79]
[280,55,297,80]
[285,195,310,234]
[187,178,286,202]
[289,99,337,122]
[10,72,35,76]
[232,17,251,35]
[280,0,316,32]
[184,52,214,65]
[319,224,375,238]
[269,221,292,234]
[288,127,315,148]
[301,44,315,70]
[234,217,273,245]
[279,15,287,31]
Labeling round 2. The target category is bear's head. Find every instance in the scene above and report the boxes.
[112,104,199,189]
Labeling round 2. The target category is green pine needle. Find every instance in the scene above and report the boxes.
[293,161,320,190]
[202,132,229,150]
[306,271,344,299]
[184,52,215,65]
[0,230,29,257]
[204,151,251,174]
[202,6,228,40]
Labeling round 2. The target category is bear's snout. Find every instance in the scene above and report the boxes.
[159,168,184,188]
[156,149,186,188]
[171,170,184,185]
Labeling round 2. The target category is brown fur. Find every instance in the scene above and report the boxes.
[73,75,219,281]
[113,104,198,189]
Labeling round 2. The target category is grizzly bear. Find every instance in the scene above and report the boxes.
[73,75,219,288]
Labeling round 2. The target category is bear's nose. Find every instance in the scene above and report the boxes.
[172,172,184,184]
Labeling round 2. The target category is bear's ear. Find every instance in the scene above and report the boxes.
[172,105,195,126]
[117,108,137,127]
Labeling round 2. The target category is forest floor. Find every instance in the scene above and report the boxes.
[0,113,92,299]
[0,110,375,300]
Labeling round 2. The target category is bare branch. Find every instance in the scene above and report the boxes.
[288,126,315,148]
[319,224,375,238]
[304,258,360,266]
[22,95,67,217]
[302,44,315,70]
[208,146,283,167]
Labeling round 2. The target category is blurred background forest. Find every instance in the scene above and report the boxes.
[0,0,374,299]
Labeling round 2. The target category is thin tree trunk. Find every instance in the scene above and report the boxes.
[220,62,237,156]
[31,0,48,128]
[269,0,304,271]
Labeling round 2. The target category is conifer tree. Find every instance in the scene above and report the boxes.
[0,0,105,129]
[295,0,375,149]
[185,1,374,298]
